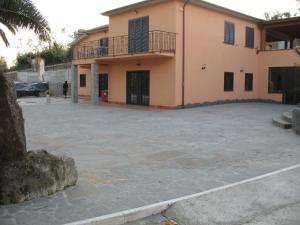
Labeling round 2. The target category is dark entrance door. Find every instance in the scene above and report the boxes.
[269,67,300,105]
[99,74,108,101]
[128,16,149,54]
[127,71,150,106]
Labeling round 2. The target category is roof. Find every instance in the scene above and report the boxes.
[70,25,109,46]
[84,25,109,34]
[102,0,263,23]
[259,16,300,26]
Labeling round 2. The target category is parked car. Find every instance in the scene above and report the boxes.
[15,82,49,98]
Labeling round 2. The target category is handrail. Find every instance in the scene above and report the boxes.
[73,30,176,60]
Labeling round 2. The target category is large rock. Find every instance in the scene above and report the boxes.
[0,74,26,164]
[293,108,300,135]
[0,150,78,204]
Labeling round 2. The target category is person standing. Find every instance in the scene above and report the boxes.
[63,81,68,99]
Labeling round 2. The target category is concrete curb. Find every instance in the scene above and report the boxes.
[64,164,300,225]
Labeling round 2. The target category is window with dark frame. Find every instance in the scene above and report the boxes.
[224,21,235,45]
[224,72,234,91]
[99,37,109,56]
[80,74,86,87]
[245,27,254,48]
[245,73,253,91]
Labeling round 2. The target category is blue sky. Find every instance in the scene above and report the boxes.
[0,0,299,67]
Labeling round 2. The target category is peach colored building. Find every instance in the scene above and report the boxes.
[71,0,300,108]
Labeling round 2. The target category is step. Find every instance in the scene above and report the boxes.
[272,116,292,129]
[282,111,293,123]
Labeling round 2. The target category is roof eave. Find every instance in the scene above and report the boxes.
[102,0,165,16]
[101,0,263,23]
[189,0,262,23]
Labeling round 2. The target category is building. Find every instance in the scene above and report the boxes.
[71,0,300,108]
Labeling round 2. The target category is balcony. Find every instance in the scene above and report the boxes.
[73,30,176,61]
[260,17,300,51]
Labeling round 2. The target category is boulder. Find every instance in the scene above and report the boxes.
[292,108,300,135]
[0,150,78,204]
[0,74,26,164]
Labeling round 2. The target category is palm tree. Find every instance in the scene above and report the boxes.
[0,0,51,164]
[0,0,51,46]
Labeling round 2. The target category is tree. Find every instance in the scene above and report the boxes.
[0,0,51,162]
[0,56,8,72]
[0,0,51,46]
[15,42,72,69]
[264,0,300,20]
[264,12,293,20]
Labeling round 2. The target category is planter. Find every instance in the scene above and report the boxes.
[46,94,51,104]
[101,90,108,102]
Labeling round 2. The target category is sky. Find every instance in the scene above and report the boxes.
[0,0,299,67]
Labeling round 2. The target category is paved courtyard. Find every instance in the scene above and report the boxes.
[1,99,300,225]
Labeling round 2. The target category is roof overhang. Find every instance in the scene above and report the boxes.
[70,25,109,46]
[102,0,262,23]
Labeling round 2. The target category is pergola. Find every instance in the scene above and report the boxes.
[260,17,300,50]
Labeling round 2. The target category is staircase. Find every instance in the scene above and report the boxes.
[272,111,293,129]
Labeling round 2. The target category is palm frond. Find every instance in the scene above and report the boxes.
[0,0,51,46]
[0,18,17,35]
[0,28,9,46]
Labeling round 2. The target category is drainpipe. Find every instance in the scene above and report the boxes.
[182,0,190,109]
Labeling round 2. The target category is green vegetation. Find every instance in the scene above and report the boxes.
[264,12,293,20]
[15,43,72,70]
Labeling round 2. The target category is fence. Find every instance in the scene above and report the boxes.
[48,82,72,97]
[45,62,71,71]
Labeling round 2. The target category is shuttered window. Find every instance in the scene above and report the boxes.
[245,73,253,91]
[245,27,254,48]
[128,16,149,53]
[224,21,235,45]
[224,72,234,91]
[80,74,86,87]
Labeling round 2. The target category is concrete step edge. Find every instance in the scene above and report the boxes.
[282,111,293,123]
[272,116,292,129]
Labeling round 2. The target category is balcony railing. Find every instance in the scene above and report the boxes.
[73,30,176,60]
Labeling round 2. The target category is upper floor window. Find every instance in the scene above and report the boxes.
[224,21,235,45]
[224,72,234,91]
[80,74,86,87]
[245,27,255,48]
[128,16,149,53]
[99,37,109,56]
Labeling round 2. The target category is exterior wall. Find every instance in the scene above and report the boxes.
[77,65,109,96]
[108,58,175,107]
[74,1,178,106]
[75,30,109,46]
[175,2,261,106]
[73,30,109,60]
[258,49,300,102]
[108,1,177,37]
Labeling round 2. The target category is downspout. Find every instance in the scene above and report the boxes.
[182,0,190,108]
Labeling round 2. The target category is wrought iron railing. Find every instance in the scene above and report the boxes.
[73,30,176,60]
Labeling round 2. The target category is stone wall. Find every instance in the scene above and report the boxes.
[16,64,72,97]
